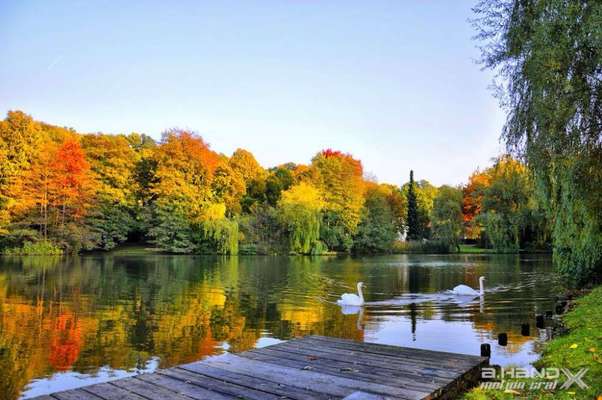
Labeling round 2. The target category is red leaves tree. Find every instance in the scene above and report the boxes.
[24,139,95,245]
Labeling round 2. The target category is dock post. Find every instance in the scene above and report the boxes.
[498,333,508,346]
[521,323,530,336]
[480,343,491,358]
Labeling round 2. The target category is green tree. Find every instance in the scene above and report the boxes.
[148,202,194,253]
[265,166,294,206]
[406,170,419,240]
[473,0,602,283]
[432,185,463,252]
[353,185,397,253]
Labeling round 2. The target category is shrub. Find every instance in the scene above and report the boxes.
[2,240,63,255]
[392,240,451,254]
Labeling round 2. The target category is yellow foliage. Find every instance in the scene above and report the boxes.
[202,203,227,222]
[279,182,325,210]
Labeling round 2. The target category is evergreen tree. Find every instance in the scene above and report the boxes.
[406,170,419,240]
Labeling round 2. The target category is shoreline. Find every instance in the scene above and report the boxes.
[465,286,602,399]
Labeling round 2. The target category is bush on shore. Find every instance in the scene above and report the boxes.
[1,241,63,255]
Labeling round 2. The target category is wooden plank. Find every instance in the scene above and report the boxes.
[276,338,465,372]
[300,335,482,362]
[163,367,304,400]
[110,377,195,400]
[343,392,387,400]
[80,382,148,400]
[172,362,332,400]
[296,336,486,365]
[51,389,101,400]
[31,335,487,400]
[307,335,478,360]
[136,373,236,400]
[265,340,463,379]
[241,347,448,391]
[241,348,441,395]
[188,352,427,400]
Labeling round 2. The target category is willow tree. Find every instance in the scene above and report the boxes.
[473,0,602,283]
[278,182,325,254]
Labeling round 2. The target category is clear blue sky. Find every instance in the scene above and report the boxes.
[0,1,504,186]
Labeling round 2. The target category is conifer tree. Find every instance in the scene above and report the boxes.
[406,170,419,240]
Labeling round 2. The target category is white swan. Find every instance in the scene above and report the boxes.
[337,282,365,306]
[451,276,485,296]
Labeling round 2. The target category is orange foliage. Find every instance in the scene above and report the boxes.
[157,130,220,179]
[462,170,490,239]
[20,139,95,238]
[50,140,94,217]
[319,149,363,176]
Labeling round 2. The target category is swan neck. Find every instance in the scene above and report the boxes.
[357,284,364,302]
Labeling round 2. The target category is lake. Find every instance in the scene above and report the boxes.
[0,253,561,399]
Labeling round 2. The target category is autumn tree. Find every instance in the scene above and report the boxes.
[312,149,365,251]
[22,139,96,251]
[381,184,406,235]
[81,134,140,249]
[230,149,267,212]
[229,148,265,184]
[148,130,239,253]
[211,163,246,215]
[462,170,490,240]
[149,130,220,251]
[480,156,532,252]
[278,182,325,254]
[151,130,219,218]
[0,111,43,234]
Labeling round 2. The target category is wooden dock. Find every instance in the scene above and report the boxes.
[31,335,488,400]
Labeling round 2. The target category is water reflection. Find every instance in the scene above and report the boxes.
[0,254,561,399]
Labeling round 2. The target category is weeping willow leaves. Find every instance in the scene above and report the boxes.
[278,182,325,254]
[198,203,238,255]
[473,0,602,282]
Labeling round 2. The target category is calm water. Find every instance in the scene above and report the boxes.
[0,254,561,399]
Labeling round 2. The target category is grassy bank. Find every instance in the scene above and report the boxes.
[466,286,602,399]
[104,245,162,256]
[458,244,495,254]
